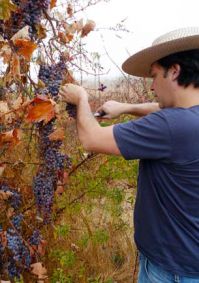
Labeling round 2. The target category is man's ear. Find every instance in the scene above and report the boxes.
[170,64,181,81]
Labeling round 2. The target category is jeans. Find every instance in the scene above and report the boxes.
[138,253,199,283]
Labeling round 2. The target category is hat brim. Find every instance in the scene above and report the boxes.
[122,35,199,78]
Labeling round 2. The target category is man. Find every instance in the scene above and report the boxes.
[60,27,199,282]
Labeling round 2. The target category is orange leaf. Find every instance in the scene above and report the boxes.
[0,129,21,148]
[66,33,74,42]
[48,128,65,141]
[50,0,57,9]
[58,32,67,44]
[14,39,37,61]
[26,96,56,124]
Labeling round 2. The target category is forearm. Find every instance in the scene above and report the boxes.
[121,102,160,116]
[77,97,101,150]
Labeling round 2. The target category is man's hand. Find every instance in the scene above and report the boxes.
[59,84,88,105]
[96,100,124,119]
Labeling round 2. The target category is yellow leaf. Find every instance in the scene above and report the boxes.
[14,39,37,61]
[26,96,56,124]
[0,0,17,21]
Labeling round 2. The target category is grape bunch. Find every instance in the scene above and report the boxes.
[39,60,67,97]
[0,184,21,209]
[33,170,56,222]
[0,0,50,39]
[39,59,77,118]
[7,228,31,277]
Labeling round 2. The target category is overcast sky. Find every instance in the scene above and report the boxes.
[77,0,199,79]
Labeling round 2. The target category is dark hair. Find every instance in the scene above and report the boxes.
[157,49,199,88]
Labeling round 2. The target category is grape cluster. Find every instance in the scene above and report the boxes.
[39,60,77,118]
[7,228,31,277]
[33,119,72,221]
[29,229,42,246]
[0,0,50,39]
[11,214,23,231]
[39,60,67,97]
[0,184,21,209]
[33,170,56,222]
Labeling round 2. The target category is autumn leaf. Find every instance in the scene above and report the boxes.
[58,31,67,44]
[58,32,73,44]
[0,163,6,177]
[11,25,30,41]
[50,0,57,9]
[14,39,37,61]
[5,53,21,82]
[0,43,11,64]
[26,96,56,124]
[0,230,7,248]
[48,128,65,141]
[67,3,73,17]
[31,262,47,279]
[0,128,21,148]
[36,24,47,40]
[0,189,12,200]
[37,239,47,256]
[0,0,17,21]
[81,20,96,37]
[55,184,64,195]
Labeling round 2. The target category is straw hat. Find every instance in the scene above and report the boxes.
[122,27,199,78]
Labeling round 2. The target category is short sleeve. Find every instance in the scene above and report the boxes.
[113,111,172,160]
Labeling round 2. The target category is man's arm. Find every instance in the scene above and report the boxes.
[96,101,160,119]
[59,84,121,155]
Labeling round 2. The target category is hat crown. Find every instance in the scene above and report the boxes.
[152,27,199,46]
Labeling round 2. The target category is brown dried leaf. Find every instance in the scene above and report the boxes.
[26,96,56,124]
[50,0,57,9]
[31,262,47,279]
[0,231,7,248]
[36,24,47,40]
[0,190,13,200]
[14,39,37,61]
[48,128,65,141]
[67,3,73,17]
[0,43,11,64]
[11,26,30,41]
[0,164,6,177]
[56,185,64,195]
[7,207,14,218]
[81,20,96,37]
[37,239,47,256]
[5,53,21,82]
[0,128,21,148]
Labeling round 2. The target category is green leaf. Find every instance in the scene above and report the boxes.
[0,0,17,21]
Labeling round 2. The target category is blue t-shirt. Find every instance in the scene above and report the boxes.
[113,106,199,276]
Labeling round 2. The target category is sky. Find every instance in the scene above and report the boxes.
[76,0,199,79]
